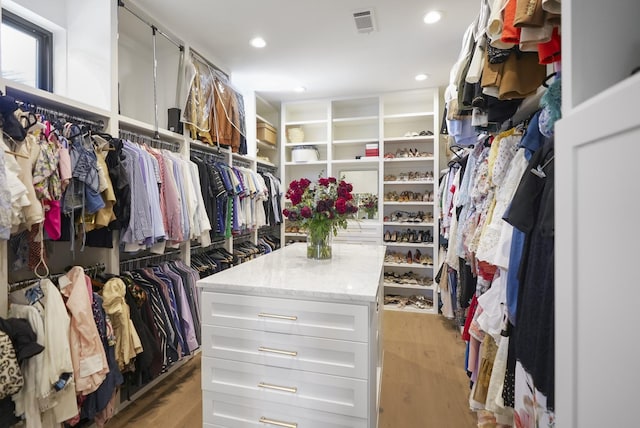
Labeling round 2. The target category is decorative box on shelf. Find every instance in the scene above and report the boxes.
[257,122,277,145]
[365,143,379,157]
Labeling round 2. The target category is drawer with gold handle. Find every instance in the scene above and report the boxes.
[201,292,368,342]
[202,357,368,418]
[202,325,368,378]
[202,391,368,427]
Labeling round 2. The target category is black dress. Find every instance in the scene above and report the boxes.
[503,136,555,409]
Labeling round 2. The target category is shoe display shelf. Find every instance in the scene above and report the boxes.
[381,89,439,314]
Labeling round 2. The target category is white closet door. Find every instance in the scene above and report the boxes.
[556,73,640,428]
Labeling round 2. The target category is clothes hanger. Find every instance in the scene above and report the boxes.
[2,131,29,158]
[542,72,558,88]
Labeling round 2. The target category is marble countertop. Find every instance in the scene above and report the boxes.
[197,243,386,302]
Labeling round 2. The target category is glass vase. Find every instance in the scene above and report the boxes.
[306,230,332,260]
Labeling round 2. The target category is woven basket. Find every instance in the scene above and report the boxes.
[287,127,305,143]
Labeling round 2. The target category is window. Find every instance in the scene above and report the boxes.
[1,10,52,91]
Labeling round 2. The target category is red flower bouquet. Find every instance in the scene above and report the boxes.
[283,176,358,258]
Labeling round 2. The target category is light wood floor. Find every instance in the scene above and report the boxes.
[108,311,476,428]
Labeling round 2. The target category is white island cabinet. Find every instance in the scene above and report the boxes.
[197,243,385,428]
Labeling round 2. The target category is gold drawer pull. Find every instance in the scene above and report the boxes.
[258,312,298,321]
[258,382,297,394]
[259,416,298,428]
[258,346,298,357]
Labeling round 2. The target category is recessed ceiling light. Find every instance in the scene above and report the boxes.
[423,11,442,24]
[294,86,307,93]
[415,74,429,81]
[250,37,266,48]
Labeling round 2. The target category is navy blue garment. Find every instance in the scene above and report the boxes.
[504,136,555,410]
[503,110,545,324]
[121,275,162,382]
[130,270,179,369]
[81,293,123,421]
[152,267,188,357]
[167,262,201,345]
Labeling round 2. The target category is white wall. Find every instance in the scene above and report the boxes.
[564,0,640,111]
[4,0,65,27]
[3,0,113,110]
[65,0,111,110]
[118,6,181,129]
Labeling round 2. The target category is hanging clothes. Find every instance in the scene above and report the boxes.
[183,56,247,154]
[58,266,109,395]
[9,279,79,427]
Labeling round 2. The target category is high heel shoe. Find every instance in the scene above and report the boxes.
[414,249,422,264]
[384,231,391,242]
[390,231,398,242]
[406,250,413,264]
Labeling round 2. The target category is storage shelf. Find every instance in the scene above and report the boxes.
[332,116,378,125]
[384,262,433,269]
[190,139,231,156]
[256,158,276,168]
[384,136,434,142]
[332,158,380,165]
[384,201,434,206]
[257,139,277,150]
[384,222,434,227]
[382,242,434,248]
[383,304,436,314]
[118,115,186,142]
[285,232,306,237]
[284,141,328,147]
[284,160,327,166]
[383,180,435,185]
[383,112,434,120]
[384,282,435,290]
[384,157,434,163]
[232,153,255,166]
[332,138,380,145]
[5,80,112,119]
[256,114,277,128]
[285,119,327,126]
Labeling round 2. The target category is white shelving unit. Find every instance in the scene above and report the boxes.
[381,88,440,314]
[256,95,280,167]
[281,89,440,313]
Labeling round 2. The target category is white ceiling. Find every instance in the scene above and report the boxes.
[129,0,479,106]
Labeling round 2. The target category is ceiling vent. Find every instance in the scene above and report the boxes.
[353,9,376,34]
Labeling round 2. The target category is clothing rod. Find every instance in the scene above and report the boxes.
[8,262,106,292]
[233,161,252,168]
[119,251,181,270]
[190,239,227,253]
[189,48,228,79]
[257,165,278,173]
[119,130,181,150]
[32,105,106,129]
[118,1,183,50]
[190,146,227,159]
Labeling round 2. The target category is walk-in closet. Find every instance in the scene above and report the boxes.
[0,0,638,427]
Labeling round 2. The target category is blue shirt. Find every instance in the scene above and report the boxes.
[122,141,152,243]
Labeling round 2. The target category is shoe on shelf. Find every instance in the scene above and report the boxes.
[419,130,434,136]
[384,231,391,242]
[406,250,413,264]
